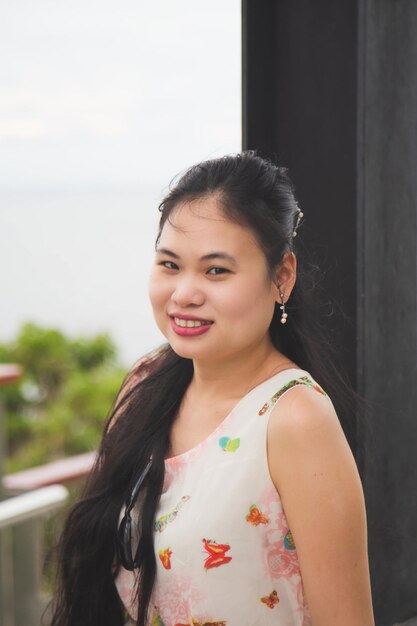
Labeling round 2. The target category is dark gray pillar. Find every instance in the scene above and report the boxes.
[359,4,417,625]
[242,2,417,625]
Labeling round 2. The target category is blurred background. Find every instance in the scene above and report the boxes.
[0,0,241,368]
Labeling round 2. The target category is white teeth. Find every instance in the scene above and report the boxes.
[174,317,211,328]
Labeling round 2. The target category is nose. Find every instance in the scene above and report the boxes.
[170,275,205,307]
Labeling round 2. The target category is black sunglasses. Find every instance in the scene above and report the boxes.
[117,458,153,571]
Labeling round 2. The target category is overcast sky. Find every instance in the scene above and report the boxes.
[0,1,241,366]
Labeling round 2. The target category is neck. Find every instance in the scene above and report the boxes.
[188,339,295,403]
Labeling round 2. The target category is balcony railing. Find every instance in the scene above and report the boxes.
[0,365,95,626]
[0,486,69,626]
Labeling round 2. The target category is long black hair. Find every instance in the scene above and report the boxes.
[49,151,367,625]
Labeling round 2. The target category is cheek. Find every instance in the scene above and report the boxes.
[218,281,273,325]
[147,272,168,310]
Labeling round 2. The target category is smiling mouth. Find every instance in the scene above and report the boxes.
[173,317,213,328]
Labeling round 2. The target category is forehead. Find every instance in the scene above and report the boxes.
[158,196,260,254]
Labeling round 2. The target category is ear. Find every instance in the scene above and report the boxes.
[273,251,297,302]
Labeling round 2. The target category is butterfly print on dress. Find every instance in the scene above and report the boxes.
[202,538,232,569]
[260,589,280,608]
[246,504,269,526]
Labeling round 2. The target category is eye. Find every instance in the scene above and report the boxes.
[207,267,229,275]
[158,261,178,270]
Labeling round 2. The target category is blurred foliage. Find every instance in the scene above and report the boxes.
[0,322,127,473]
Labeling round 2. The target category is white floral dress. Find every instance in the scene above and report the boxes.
[115,367,330,626]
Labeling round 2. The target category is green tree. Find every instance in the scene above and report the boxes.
[0,323,125,472]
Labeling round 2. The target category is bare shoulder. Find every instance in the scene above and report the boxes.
[267,384,375,625]
[267,382,360,513]
[268,383,346,459]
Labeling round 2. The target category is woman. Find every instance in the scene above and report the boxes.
[50,152,375,626]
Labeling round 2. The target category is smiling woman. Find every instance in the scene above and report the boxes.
[148,196,287,363]
[49,151,375,626]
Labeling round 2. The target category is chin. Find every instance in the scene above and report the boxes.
[168,341,200,358]
[167,340,213,361]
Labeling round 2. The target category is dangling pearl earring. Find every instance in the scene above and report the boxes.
[279,292,288,324]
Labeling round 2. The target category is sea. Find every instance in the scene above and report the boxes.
[0,186,168,368]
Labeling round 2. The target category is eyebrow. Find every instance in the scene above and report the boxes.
[156,247,238,266]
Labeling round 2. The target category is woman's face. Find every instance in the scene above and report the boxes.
[148,195,280,363]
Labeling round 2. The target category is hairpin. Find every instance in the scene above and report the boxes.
[292,207,304,238]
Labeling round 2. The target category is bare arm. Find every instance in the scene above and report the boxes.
[267,386,375,626]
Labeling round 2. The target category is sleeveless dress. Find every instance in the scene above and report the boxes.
[115,367,330,626]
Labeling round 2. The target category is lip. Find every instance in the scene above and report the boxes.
[169,316,213,337]
[169,312,213,322]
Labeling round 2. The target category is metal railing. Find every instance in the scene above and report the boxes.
[0,486,69,626]
[0,364,94,626]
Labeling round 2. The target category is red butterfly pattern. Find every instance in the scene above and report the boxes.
[202,538,232,569]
